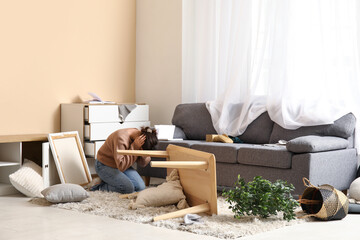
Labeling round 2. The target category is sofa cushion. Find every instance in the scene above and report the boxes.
[172,103,217,140]
[237,145,292,169]
[174,126,187,140]
[269,113,356,143]
[9,159,44,198]
[286,135,349,153]
[347,135,354,148]
[41,183,89,203]
[191,142,248,164]
[155,140,199,150]
[238,112,274,144]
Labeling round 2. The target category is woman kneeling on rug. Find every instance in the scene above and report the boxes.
[91,127,158,193]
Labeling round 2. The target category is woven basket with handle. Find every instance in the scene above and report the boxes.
[299,178,349,221]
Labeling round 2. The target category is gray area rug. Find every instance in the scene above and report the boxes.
[30,191,307,239]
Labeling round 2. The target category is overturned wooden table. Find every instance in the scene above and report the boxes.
[118,144,218,221]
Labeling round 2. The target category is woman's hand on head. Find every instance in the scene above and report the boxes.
[133,134,146,150]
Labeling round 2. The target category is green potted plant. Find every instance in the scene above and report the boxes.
[223,175,299,221]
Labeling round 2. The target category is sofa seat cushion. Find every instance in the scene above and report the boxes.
[237,145,292,169]
[191,142,249,164]
[156,140,199,150]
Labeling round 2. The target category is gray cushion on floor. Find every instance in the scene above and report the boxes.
[286,135,349,153]
[172,103,217,140]
[41,183,89,203]
[269,113,356,143]
[238,112,274,144]
[237,145,292,169]
[191,142,247,164]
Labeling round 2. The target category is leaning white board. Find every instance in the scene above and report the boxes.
[48,132,92,185]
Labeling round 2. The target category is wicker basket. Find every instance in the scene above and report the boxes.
[300,178,349,221]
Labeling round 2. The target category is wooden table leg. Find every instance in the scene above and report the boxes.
[153,203,210,221]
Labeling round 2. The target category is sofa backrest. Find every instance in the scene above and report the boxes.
[237,112,274,144]
[172,103,217,140]
[171,103,356,144]
[171,103,274,142]
[269,113,356,143]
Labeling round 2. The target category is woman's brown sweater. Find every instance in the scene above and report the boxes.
[97,128,149,172]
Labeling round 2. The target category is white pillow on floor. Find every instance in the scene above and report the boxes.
[9,159,44,198]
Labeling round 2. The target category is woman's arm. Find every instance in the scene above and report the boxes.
[113,135,145,172]
[137,156,151,167]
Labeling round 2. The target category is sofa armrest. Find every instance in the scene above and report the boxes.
[286,135,349,153]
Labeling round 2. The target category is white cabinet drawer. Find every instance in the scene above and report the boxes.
[124,105,149,121]
[84,105,149,123]
[85,105,120,123]
[84,121,151,141]
[84,141,105,158]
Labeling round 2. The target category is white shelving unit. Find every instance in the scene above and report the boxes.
[0,134,60,196]
[0,162,20,167]
[0,138,30,195]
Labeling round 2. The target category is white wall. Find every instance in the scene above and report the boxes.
[136,0,182,125]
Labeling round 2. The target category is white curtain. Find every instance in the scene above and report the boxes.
[183,0,360,146]
[182,0,218,103]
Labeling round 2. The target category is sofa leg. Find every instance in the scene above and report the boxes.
[143,176,151,186]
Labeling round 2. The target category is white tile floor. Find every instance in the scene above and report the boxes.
[1,194,360,240]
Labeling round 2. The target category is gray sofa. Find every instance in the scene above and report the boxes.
[138,103,358,195]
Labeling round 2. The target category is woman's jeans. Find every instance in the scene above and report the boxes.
[91,160,145,193]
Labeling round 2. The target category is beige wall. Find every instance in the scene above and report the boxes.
[136,0,182,125]
[0,0,136,135]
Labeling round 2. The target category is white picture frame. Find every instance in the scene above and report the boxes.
[48,131,92,185]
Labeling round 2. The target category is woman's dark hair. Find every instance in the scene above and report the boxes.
[141,126,158,150]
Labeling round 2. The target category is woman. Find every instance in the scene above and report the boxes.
[91,126,158,193]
